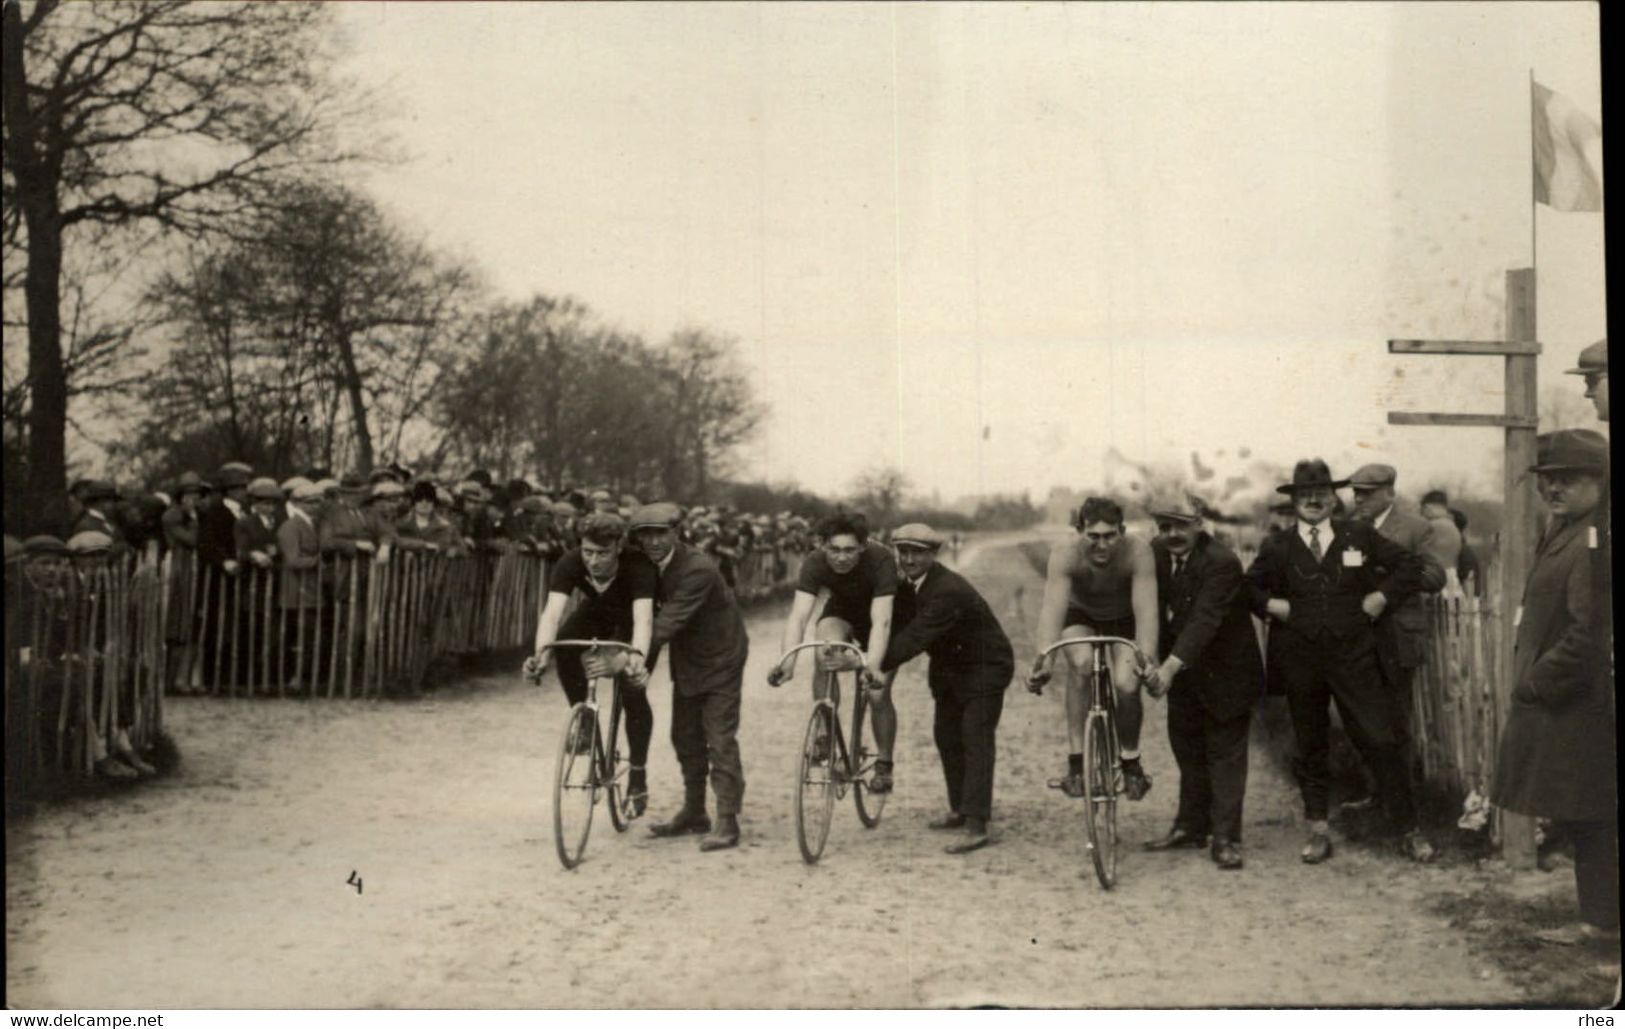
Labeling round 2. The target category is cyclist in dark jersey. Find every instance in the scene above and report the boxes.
[1031,496,1159,801]
[530,512,658,815]
[767,513,899,792]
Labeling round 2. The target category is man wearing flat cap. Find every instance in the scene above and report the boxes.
[632,501,751,852]
[71,480,126,548]
[1346,462,1451,810]
[1492,429,1617,945]
[1143,496,1265,870]
[1245,459,1432,864]
[277,482,327,693]
[880,523,1014,854]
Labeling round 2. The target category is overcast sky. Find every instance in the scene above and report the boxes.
[336,1,1604,506]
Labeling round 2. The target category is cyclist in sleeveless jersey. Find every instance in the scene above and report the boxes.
[767,513,898,792]
[1031,496,1159,800]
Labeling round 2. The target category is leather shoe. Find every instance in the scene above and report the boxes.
[1210,838,1244,870]
[1300,831,1333,864]
[649,807,711,838]
[699,815,739,852]
[927,812,967,831]
[944,831,990,855]
[1143,827,1208,851]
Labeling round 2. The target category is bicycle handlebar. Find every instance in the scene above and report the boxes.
[1034,636,1142,661]
[537,639,643,656]
[769,641,879,689]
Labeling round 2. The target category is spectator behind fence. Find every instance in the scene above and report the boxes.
[1490,429,1617,947]
[1417,490,1465,598]
[1447,508,1485,597]
[278,482,326,695]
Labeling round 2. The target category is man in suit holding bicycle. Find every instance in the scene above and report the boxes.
[630,502,750,853]
[880,523,1014,854]
[1143,495,1265,870]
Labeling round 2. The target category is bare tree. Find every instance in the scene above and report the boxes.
[3,0,367,528]
[851,466,911,526]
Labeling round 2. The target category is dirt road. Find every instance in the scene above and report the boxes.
[7,542,1532,1007]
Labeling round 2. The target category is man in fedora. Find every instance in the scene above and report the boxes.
[881,523,1014,854]
[1492,429,1617,946]
[1245,458,1432,864]
[1566,338,1607,423]
[631,502,750,852]
[1143,495,1265,870]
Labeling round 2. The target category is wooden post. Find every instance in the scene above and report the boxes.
[1499,267,1539,869]
[1385,266,1541,868]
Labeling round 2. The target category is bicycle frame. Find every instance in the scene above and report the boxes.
[773,640,873,780]
[538,638,643,869]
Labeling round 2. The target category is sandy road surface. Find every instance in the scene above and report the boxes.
[7,541,1526,1008]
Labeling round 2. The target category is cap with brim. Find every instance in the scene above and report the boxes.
[67,530,114,555]
[1347,464,1397,490]
[893,523,945,550]
[1275,459,1350,495]
[338,473,368,493]
[368,481,405,501]
[246,477,283,501]
[1529,428,1609,474]
[409,481,437,504]
[1564,338,1607,376]
[518,495,547,513]
[280,476,313,495]
[217,463,253,488]
[291,482,325,502]
[314,478,340,494]
[174,471,211,496]
[630,502,682,530]
[24,534,67,556]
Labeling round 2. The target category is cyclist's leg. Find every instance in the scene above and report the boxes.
[870,668,898,764]
[1109,640,1143,755]
[812,616,852,707]
[1060,621,1096,755]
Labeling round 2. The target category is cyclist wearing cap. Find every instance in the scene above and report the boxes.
[531,511,657,815]
[768,512,898,792]
[1030,495,1159,801]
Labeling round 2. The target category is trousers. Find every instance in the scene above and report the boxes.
[1167,683,1251,842]
[932,688,1005,821]
[1556,817,1621,931]
[670,669,746,816]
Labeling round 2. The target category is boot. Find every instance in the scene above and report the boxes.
[650,782,711,838]
[700,814,740,852]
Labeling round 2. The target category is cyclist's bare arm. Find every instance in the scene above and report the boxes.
[1032,543,1075,679]
[1128,538,1159,667]
[533,589,571,660]
[863,593,894,674]
[771,589,821,684]
[625,597,655,683]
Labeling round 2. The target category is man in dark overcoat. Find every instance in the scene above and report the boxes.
[632,502,750,852]
[1143,496,1265,870]
[1244,458,1431,865]
[882,523,1014,854]
[1491,429,1617,945]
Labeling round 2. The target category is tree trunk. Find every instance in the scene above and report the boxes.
[333,331,374,473]
[22,202,69,534]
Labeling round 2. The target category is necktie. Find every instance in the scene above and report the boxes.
[1309,526,1323,561]
[1172,555,1185,579]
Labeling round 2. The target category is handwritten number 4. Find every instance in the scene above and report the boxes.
[347,870,363,895]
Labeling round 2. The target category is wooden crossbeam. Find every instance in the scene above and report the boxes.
[1388,339,1542,356]
[1387,412,1539,428]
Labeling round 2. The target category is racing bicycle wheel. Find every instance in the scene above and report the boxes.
[604,683,629,833]
[851,681,887,828]
[553,704,600,870]
[1081,707,1120,889]
[794,702,838,864]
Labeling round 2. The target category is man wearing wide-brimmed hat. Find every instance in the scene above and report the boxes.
[1491,429,1617,945]
[1565,338,1608,423]
[70,479,126,545]
[1244,458,1432,865]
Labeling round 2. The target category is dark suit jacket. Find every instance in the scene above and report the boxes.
[197,498,243,569]
[1491,514,1616,822]
[881,563,1012,697]
[1153,534,1264,721]
[1244,518,1424,646]
[1367,506,1447,674]
[234,512,280,565]
[651,542,749,696]
[276,512,322,609]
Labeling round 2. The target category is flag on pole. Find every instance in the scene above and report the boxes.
[1532,81,1603,212]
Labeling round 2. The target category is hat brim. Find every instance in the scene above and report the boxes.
[630,522,676,532]
[1149,510,1202,523]
[1529,462,1606,474]
[1275,479,1350,495]
[893,540,941,551]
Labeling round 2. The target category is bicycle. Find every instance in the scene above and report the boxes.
[525,639,644,870]
[1028,636,1149,889]
[768,640,888,864]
